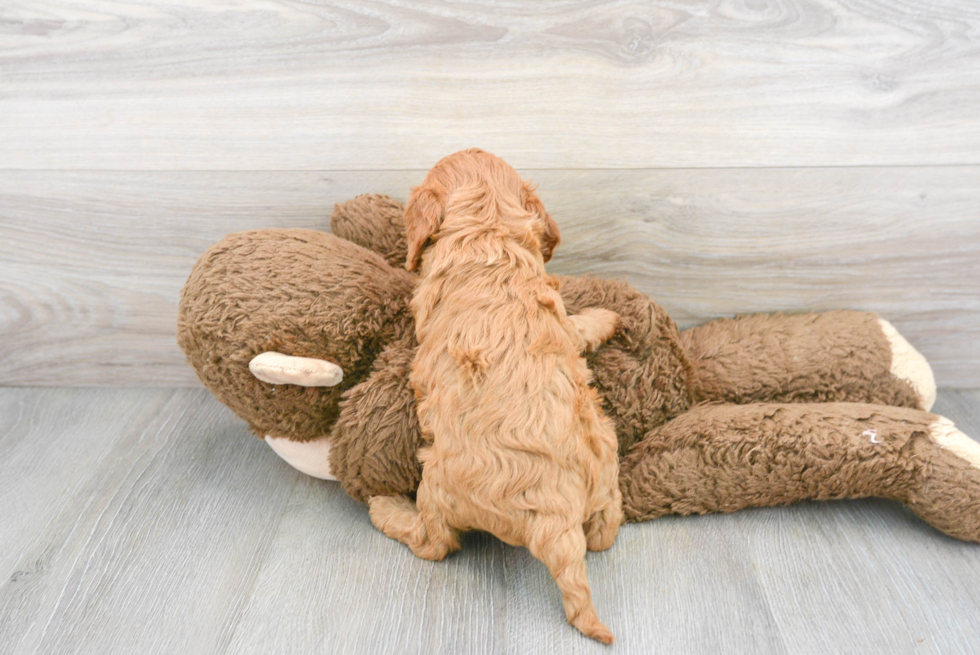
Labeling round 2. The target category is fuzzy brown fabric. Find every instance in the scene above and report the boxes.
[330,334,423,502]
[682,311,921,407]
[909,432,980,542]
[557,275,696,456]
[620,402,927,518]
[176,194,980,543]
[330,193,408,269]
[618,401,980,541]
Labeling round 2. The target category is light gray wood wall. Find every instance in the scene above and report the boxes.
[1,1,978,386]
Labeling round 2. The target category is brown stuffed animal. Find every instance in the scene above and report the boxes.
[177,194,980,543]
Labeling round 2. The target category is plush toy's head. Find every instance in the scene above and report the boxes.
[178,194,425,450]
[177,228,416,442]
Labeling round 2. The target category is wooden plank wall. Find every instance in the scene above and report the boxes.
[1,1,978,386]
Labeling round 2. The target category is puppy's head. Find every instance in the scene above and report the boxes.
[404,149,560,271]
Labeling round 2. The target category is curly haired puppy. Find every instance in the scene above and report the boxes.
[369,149,623,644]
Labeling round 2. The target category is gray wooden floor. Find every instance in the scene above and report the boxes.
[2,387,979,654]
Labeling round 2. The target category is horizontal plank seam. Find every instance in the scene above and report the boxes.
[2,163,980,174]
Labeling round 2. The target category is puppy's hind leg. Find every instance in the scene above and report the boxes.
[528,520,614,644]
[568,308,620,354]
[368,482,460,561]
[368,495,422,543]
[585,487,623,552]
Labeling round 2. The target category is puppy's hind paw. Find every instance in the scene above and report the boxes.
[368,495,419,538]
[585,505,622,552]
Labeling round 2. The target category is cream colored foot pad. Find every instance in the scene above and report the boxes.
[931,417,980,470]
[878,319,936,411]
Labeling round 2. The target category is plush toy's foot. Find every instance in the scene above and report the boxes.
[264,434,337,480]
[619,402,980,543]
[907,417,980,542]
[878,318,936,411]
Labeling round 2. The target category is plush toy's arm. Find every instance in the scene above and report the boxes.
[619,401,980,542]
[328,336,424,503]
[680,311,936,411]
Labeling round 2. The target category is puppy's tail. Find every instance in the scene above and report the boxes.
[529,522,614,645]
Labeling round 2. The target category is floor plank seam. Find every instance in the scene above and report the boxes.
[217,472,302,655]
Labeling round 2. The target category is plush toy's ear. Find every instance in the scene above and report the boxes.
[404,183,445,272]
[523,183,561,262]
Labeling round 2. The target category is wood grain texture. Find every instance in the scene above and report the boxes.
[740,389,980,654]
[2,387,980,654]
[225,481,507,655]
[2,0,980,170]
[0,388,299,655]
[2,168,978,387]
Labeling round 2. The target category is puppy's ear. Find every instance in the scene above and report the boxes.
[538,210,561,262]
[523,184,561,262]
[404,183,445,271]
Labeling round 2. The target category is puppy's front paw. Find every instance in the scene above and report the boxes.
[587,308,620,344]
[571,308,620,353]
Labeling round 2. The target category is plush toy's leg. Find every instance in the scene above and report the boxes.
[264,434,337,480]
[619,402,980,542]
[680,311,936,410]
[910,416,980,541]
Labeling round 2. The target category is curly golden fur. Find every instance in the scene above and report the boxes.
[368,149,624,644]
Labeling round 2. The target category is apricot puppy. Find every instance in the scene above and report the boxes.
[369,149,623,644]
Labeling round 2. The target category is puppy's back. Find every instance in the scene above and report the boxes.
[413,271,607,527]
